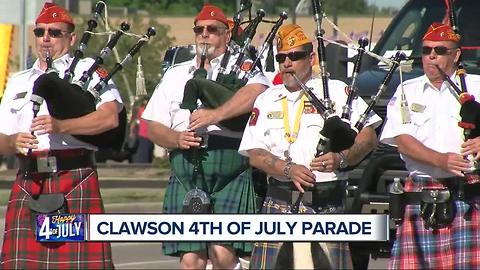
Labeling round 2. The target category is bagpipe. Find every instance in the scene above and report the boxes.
[180,3,287,132]
[294,49,405,156]
[302,0,407,156]
[30,2,156,151]
[340,37,369,121]
[295,0,357,155]
[444,0,480,142]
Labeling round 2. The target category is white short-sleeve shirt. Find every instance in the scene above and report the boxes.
[239,77,382,182]
[380,74,480,178]
[0,54,123,151]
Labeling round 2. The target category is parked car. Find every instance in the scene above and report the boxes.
[326,0,480,268]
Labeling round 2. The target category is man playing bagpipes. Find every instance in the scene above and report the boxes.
[380,22,480,269]
[0,2,122,268]
[142,3,270,269]
[239,24,381,270]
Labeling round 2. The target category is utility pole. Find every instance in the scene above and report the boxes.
[20,0,26,70]
[333,1,338,39]
[290,0,297,24]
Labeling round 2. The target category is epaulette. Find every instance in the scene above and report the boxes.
[165,60,191,73]
[9,68,33,79]
[401,76,422,87]
[259,84,285,102]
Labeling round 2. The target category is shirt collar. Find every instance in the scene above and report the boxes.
[188,53,225,74]
[32,53,71,75]
[421,73,460,94]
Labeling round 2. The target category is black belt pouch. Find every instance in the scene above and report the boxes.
[28,193,69,236]
[420,188,455,230]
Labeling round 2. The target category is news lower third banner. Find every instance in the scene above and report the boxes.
[36,214,389,242]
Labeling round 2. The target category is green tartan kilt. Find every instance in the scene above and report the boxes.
[163,149,256,257]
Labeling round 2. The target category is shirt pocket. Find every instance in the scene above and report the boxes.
[10,98,30,114]
[301,114,323,137]
[264,119,284,148]
[410,111,431,141]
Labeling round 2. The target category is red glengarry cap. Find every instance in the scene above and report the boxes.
[195,3,228,26]
[422,22,460,43]
[35,2,74,26]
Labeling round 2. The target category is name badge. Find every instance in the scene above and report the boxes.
[267,111,283,119]
[411,103,426,113]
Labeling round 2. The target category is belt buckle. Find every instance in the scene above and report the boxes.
[292,191,312,205]
[37,156,57,173]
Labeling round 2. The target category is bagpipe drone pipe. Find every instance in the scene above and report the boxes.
[180,8,288,132]
[341,37,369,121]
[298,0,357,155]
[30,3,156,150]
[292,51,406,156]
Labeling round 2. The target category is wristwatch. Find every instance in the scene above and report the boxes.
[338,152,348,169]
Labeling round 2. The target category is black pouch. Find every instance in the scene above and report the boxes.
[420,188,455,230]
[28,193,68,236]
[182,188,211,214]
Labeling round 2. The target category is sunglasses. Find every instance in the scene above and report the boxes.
[421,46,457,56]
[275,51,309,63]
[193,25,226,35]
[33,27,70,38]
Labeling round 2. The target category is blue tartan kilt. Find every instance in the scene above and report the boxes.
[389,200,480,269]
[249,194,353,269]
[389,175,480,269]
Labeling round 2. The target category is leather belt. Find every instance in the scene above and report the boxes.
[206,135,241,150]
[267,178,346,206]
[402,183,480,204]
[18,149,96,173]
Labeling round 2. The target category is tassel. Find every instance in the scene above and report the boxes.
[265,41,275,72]
[398,66,411,124]
[400,91,411,124]
[136,56,147,97]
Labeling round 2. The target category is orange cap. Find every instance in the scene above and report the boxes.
[422,22,460,43]
[35,2,74,26]
[195,3,228,26]
[276,24,311,51]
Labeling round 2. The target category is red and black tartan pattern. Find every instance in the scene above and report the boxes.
[249,196,352,269]
[389,176,480,269]
[1,167,113,269]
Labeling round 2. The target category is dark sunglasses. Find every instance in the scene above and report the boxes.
[193,25,226,35]
[421,45,457,56]
[275,51,309,63]
[33,27,70,38]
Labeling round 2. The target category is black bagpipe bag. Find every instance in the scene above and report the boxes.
[32,72,126,151]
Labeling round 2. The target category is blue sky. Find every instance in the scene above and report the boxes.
[367,0,408,9]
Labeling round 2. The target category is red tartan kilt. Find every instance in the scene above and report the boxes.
[1,168,114,269]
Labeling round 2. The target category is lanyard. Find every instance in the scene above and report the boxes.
[282,93,306,144]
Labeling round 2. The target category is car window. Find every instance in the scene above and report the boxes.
[376,0,480,68]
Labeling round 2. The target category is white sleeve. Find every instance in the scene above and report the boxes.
[238,96,270,157]
[0,79,22,135]
[142,78,172,127]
